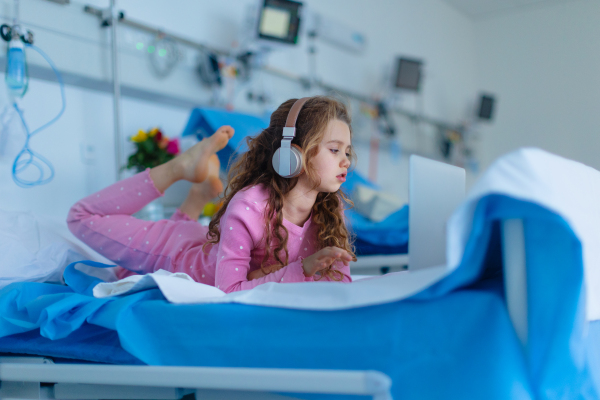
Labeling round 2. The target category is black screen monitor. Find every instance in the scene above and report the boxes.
[394,57,423,91]
[478,94,495,120]
[257,0,302,45]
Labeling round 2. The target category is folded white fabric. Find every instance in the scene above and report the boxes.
[92,266,446,309]
[93,269,226,302]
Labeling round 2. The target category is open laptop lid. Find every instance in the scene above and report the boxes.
[408,155,466,270]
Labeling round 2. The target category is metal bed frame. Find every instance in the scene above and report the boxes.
[0,356,392,400]
[351,254,409,275]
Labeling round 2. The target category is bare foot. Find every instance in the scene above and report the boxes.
[176,125,234,183]
[179,155,224,220]
[190,155,223,199]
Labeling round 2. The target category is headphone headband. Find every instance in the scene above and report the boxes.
[283,97,310,137]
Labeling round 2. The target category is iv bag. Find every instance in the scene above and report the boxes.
[5,38,28,98]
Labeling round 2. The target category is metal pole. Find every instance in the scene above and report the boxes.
[110,0,122,182]
[13,0,19,26]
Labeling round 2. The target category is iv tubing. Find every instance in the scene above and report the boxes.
[11,43,65,188]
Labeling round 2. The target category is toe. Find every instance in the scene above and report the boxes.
[219,125,235,139]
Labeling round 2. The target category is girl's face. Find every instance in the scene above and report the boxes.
[306,119,352,193]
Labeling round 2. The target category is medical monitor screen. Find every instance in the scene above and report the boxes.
[258,0,302,45]
[478,94,495,120]
[394,57,423,91]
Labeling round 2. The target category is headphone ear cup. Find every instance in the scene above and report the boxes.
[290,144,304,177]
[272,143,304,178]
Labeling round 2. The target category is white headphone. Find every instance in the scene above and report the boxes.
[272,97,310,178]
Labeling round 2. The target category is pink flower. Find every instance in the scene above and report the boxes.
[166,138,180,155]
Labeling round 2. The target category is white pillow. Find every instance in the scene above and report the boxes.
[0,209,116,288]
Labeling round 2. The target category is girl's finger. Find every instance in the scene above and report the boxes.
[322,248,342,258]
[328,250,351,261]
[333,248,351,258]
[316,252,334,262]
[333,257,350,267]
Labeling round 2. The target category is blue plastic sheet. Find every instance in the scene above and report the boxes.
[0,194,597,399]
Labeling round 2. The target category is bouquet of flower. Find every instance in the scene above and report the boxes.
[126,127,180,172]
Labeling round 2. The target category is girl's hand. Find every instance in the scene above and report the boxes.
[247,265,280,281]
[301,247,352,277]
[247,269,266,281]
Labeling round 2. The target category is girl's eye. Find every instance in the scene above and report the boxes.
[345,153,351,158]
[330,149,339,154]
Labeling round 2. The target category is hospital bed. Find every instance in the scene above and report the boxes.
[1,147,598,400]
[0,209,581,400]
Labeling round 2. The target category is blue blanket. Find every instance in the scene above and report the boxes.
[0,194,597,399]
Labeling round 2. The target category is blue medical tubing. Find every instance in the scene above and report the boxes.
[11,43,65,188]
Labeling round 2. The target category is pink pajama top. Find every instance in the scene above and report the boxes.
[67,169,351,293]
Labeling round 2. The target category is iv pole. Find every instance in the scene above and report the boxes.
[110,0,122,182]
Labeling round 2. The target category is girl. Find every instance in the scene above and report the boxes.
[68,96,355,293]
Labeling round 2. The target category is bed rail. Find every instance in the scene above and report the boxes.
[0,356,392,400]
[502,219,528,350]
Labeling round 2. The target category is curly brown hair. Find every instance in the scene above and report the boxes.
[204,96,357,280]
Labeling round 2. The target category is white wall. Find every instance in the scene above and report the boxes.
[0,0,480,219]
[474,0,600,171]
[0,76,192,218]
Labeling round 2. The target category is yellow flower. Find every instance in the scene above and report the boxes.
[131,129,148,143]
[202,202,217,217]
[149,127,159,137]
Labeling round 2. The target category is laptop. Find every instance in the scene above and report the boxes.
[408,155,466,270]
